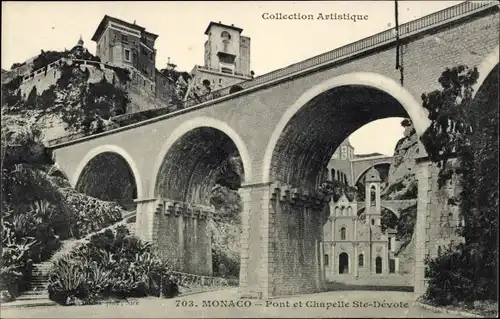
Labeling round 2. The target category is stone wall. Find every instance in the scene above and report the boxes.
[135,199,213,276]
[239,182,327,298]
[414,155,464,294]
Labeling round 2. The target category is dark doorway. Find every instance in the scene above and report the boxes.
[339,253,349,274]
[389,259,396,273]
[376,256,382,274]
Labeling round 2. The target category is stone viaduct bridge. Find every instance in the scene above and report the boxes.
[357,199,417,218]
[351,154,393,186]
[47,2,499,299]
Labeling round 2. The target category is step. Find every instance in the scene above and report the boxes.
[29,285,48,289]
[0,298,57,309]
[23,290,48,296]
[30,282,48,286]
[16,294,49,301]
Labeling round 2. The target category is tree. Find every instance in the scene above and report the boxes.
[420,65,498,303]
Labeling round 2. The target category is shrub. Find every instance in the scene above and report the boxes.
[48,226,173,305]
[421,65,498,304]
[0,232,36,297]
[211,220,240,279]
[424,243,478,305]
[32,51,65,72]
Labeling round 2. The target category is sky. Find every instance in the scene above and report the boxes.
[1,1,464,156]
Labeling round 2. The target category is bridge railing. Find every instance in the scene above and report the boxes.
[170,271,239,288]
[46,1,497,147]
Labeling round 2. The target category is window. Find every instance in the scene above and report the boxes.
[370,185,376,205]
[124,49,131,62]
[324,254,329,266]
[122,34,129,44]
[331,168,336,181]
[375,257,382,274]
[340,227,346,240]
[221,31,231,40]
[371,219,375,225]
[358,254,364,267]
[388,237,392,250]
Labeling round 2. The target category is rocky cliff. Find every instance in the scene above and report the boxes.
[382,119,419,200]
[1,49,187,143]
[381,118,419,262]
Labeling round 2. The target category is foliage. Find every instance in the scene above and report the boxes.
[208,154,243,276]
[395,204,417,249]
[380,208,399,233]
[424,243,481,305]
[396,180,418,200]
[10,62,26,70]
[110,66,131,84]
[48,226,174,305]
[1,120,126,271]
[54,64,130,134]
[210,220,240,279]
[1,76,23,109]
[319,179,357,202]
[32,50,66,71]
[0,231,36,297]
[420,65,498,304]
[158,66,190,109]
[59,189,123,238]
[420,65,478,184]
[381,181,405,198]
[210,185,241,223]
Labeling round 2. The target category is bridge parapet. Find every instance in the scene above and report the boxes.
[162,199,214,220]
[46,1,498,149]
[270,182,330,208]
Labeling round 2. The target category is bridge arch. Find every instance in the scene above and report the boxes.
[262,72,431,185]
[473,45,499,98]
[357,206,399,218]
[150,117,252,202]
[72,144,143,205]
[354,162,392,186]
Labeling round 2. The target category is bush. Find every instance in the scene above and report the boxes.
[32,51,65,72]
[211,220,240,279]
[0,231,36,297]
[421,65,498,304]
[60,189,123,238]
[48,226,173,305]
[424,243,478,305]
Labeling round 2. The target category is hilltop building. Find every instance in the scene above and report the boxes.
[91,15,158,82]
[187,21,252,98]
[4,15,252,113]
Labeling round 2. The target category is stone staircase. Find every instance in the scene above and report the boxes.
[3,262,56,308]
[2,212,138,309]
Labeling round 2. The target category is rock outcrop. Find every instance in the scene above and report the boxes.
[2,50,189,143]
[382,119,419,200]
